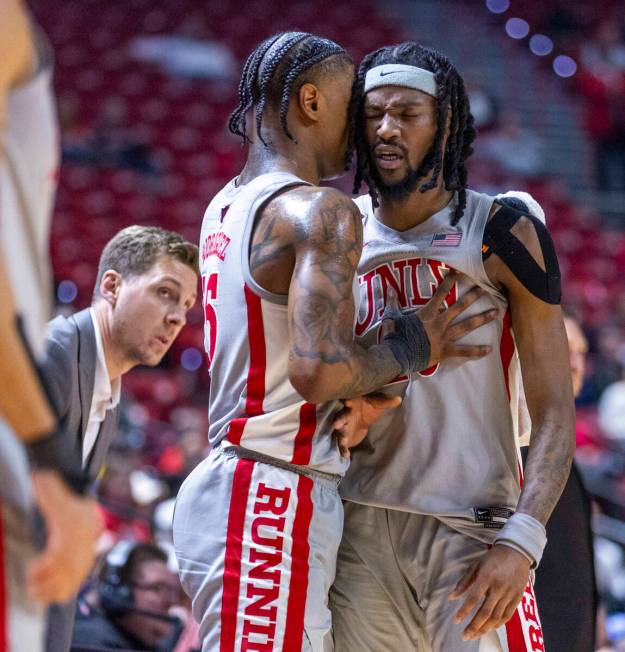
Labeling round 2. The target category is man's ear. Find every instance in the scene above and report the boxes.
[99,270,122,306]
[297,82,322,124]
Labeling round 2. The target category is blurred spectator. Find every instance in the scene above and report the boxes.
[72,542,186,651]
[566,314,589,397]
[129,36,237,79]
[585,325,625,403]
[465,80,498,131]
[475,113,545,178]
[599,371,625,442]
[157,426,209,491]
[63,98,158,176]
[98,451,153,543]
[577,18,625,191]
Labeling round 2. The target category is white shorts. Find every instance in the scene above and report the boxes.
[173,445,343,652]
[331,502,544,652]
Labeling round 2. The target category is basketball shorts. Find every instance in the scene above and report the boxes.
[173,444,343,652]
[330,502,544,652]
[0,424,44,652]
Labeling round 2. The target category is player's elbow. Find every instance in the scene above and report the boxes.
[289,360,337,404]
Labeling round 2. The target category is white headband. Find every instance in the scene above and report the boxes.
[364,64,437,96]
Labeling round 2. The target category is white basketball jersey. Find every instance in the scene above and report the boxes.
[199,172,349,476]
[0,52,58,355]
[340,190,527,523]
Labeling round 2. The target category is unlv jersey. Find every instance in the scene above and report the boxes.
[199,172,349,476]
[340,189,527,526]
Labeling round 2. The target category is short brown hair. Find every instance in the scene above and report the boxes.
[93,226,198,299]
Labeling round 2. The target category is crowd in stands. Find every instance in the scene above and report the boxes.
[507,0,625,193]
[29,0,625,648]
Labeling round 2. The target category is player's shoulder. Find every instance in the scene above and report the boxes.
[274,184,356,209]
[262,186,361,252]
[483,191,560,304]
[488,190,547,225]
[266,184,360,227]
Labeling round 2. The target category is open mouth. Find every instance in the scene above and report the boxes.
[374,146,405,170]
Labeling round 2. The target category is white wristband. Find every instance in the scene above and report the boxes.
[494,512,547,569]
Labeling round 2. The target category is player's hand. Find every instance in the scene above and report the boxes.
[448,545,531,640]
[27,470,102,604]
[415,270,497,367]
[332,394,402,458]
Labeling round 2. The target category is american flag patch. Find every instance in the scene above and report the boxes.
[431,232,462,247]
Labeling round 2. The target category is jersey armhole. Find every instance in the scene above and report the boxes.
[241,180,310,306]
[470,196,507,301]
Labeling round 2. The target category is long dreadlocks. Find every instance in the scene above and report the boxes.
[352,43,476,225]
[228,31,352,147]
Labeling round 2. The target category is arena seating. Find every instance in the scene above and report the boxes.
[32,0,625,437]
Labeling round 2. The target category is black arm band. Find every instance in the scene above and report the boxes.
[14,316,90,494]
[383,307,431,375]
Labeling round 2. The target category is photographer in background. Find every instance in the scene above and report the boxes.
[72,542,185,651]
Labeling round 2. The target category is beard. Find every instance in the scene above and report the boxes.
[368,142,437,202]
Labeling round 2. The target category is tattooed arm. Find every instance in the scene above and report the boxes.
[250,185,495,403]
[286,186,402,402]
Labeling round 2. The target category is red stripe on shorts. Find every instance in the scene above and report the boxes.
[291,403,317,465]
[0,500,7,652]
[228,285,267,445]
[283,475,314,650]
[499,309,514,401]
[505,609,528,652]
[220,459,255,652]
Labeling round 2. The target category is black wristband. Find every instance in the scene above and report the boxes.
[383,307,431,374]
[27,430,90,495]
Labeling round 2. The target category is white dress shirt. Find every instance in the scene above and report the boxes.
[82,308,121,467]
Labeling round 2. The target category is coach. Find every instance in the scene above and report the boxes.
[42,225,198,652]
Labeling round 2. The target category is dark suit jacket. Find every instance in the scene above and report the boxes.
[40,308,121,652]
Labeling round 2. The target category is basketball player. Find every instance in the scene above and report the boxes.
[173,32,498,652]
[0,2,101,649]
[330,43,575,651]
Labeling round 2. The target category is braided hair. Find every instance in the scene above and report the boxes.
[352,43,475,225]
[229,32,352,146]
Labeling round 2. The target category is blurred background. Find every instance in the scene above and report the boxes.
[28,0,625,649]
